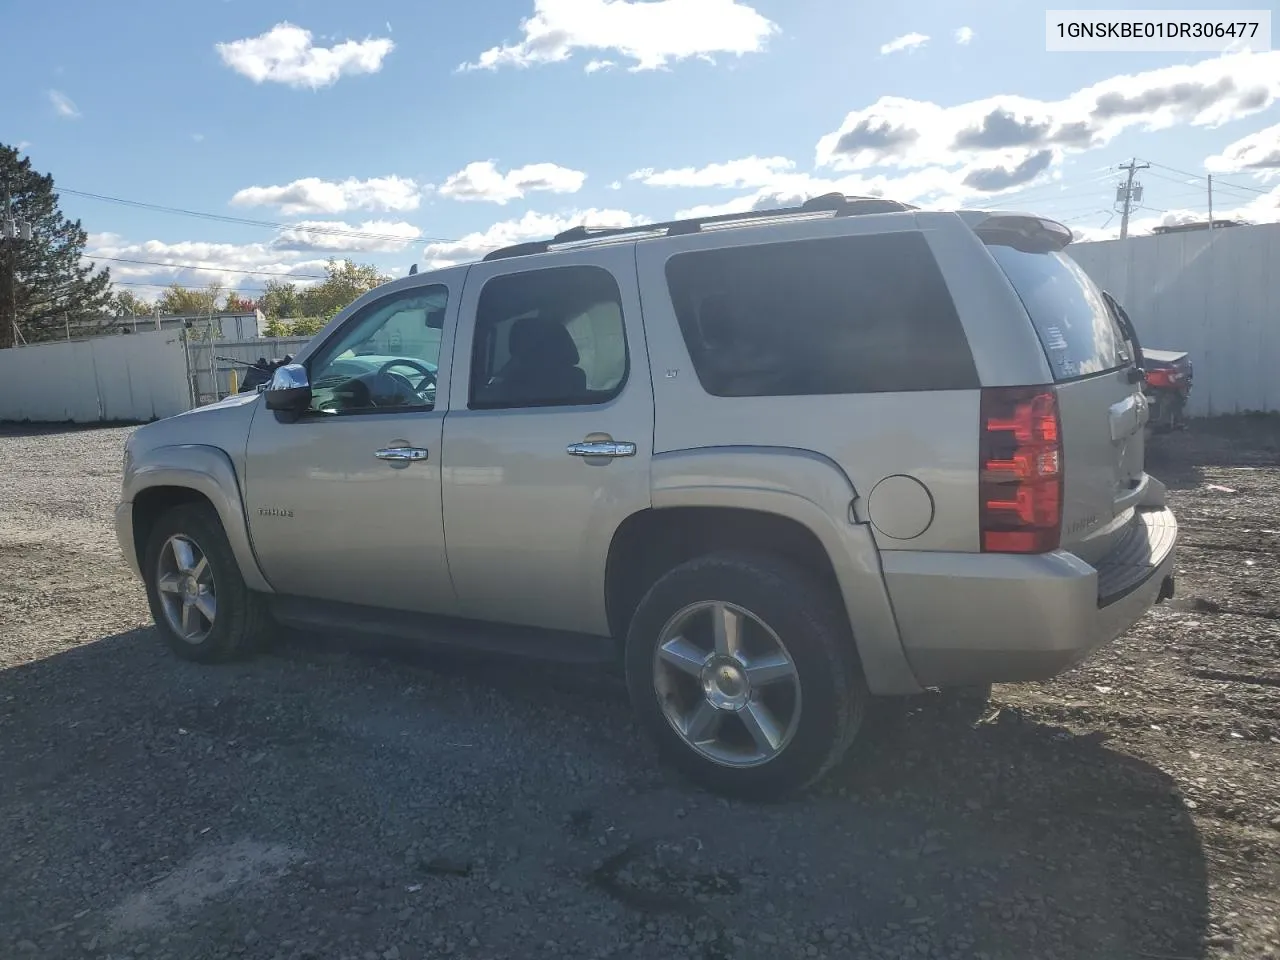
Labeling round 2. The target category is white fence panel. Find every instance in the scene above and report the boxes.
[0,329,190,423]
[1068,223,1280,416]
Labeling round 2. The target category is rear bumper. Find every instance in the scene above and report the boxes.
[882,506,1178,688]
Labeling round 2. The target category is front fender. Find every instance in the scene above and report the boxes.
[651,447,921,695]
[122,444,273,593]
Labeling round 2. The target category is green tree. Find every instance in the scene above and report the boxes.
[109,289,154,317]
[260,279,299,319]
[222,290,257,313]
[288,316,328,336]
[296,258,389,320]
[1,143,113,347]
[157,281,223,316]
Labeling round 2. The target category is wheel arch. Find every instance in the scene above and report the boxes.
[125,445,273,593]
[605,447,923,695]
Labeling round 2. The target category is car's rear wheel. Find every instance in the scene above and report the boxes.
[142,502,268,663]
[625,551,865,799]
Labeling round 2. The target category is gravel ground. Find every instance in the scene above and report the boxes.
[1,418,1278,960]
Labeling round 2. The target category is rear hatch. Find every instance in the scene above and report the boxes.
[980,224,1148,566]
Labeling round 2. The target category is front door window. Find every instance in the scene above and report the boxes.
[305,285,448,415]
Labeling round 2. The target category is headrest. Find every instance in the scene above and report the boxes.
[699,294,738,347]
[509,316,579,367]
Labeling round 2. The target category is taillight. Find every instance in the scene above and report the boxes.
[1144,368,1181,389]
[980,386,1063,553]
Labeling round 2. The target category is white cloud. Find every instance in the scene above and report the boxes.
[584,59,615,73]
[438,161,587,204]
[192,133,205,143]
[818,50,1280,187]
[955,26,975,45]
[272,220,423,253]
[629,155,795,189]
[16,140,31,152]
[86,235,331,294]
[668,166,973,219]
[230,176,424,215]
[48,90,80,119]
[608,180,622,190]
[1206,122,1280,176]
[460,0,777,72]
[216,22,394,89]
[422,208,646,268]
[880,32,929,56]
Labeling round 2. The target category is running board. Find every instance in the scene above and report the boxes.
[269,596,618,666]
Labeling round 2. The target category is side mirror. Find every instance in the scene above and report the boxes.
[264,363,312,414]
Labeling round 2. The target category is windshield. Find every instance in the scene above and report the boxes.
[987,244,1129,382]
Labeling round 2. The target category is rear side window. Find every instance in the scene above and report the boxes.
[987,245,1128,382]
[469,265,628,409]
[664,232,978,397]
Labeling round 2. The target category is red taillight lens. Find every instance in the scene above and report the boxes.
[980,386,1063,553]
[1144,368,1179,389]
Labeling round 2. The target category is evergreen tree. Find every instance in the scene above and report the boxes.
[1,144,113,347]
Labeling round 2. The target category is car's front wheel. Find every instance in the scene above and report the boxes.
[625,551,865,800]
[142,502,268,663]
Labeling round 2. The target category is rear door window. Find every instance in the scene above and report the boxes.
[663,232,978,397]
[987,245,1128,382]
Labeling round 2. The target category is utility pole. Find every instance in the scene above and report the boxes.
[1207,174,1214,233]
[1,176,34,350]
[1116,158,1149,240]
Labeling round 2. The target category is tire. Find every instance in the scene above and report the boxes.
[624,551,865,800]
[142,502,269,663]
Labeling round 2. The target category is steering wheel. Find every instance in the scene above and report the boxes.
[377,358,437,402]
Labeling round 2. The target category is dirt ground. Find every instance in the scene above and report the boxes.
[1,417,1277,960]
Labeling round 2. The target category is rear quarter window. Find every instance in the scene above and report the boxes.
[986,245,1128,382]
[663,232,979,397]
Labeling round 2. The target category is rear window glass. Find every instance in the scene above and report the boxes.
[664,232,978,397]
[987,245,1128,382]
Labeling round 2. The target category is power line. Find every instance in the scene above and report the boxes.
[90,254,327,280]
[58,186,455,243]
[110,279,276,291]
[992,173,1124,210]
[1144,168,1254,200]
[1138,159,1270,196]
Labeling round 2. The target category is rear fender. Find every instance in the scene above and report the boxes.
[652,447,922,695]
[124,444,273,593]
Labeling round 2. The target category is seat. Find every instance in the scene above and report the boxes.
[494,316,587,404]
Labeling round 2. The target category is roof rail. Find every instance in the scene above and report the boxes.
[481,193,917,262]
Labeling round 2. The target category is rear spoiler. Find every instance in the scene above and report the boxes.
[965,213,1074,253]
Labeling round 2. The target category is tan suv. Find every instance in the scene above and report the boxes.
[115,194,1177,798]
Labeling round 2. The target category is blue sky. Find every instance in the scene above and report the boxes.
[4,0,1279,301]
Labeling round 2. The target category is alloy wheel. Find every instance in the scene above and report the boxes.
[155,534,217,644]
[653,600,802,768]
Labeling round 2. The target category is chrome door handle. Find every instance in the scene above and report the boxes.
[375,446,429,462]
[566,440,636,458]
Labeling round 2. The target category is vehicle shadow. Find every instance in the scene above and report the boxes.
[822,695,1211,958]
[1,628,1210,960]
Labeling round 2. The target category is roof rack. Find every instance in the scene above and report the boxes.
[481,193,918,262]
